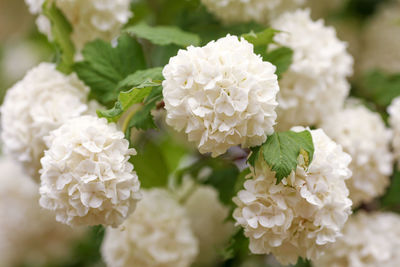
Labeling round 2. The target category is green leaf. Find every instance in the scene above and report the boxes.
[222,228,249,260]
[130,140,169,189]
[247,146,261,167]
[381,170,400,208]
[125,86,163,134]
[97,80,161,122]
[118,67,164,89]
[242,28,278,47]
[42,0,75,73]
[264,47,294,77]
[255,130,314,183]
[125,23,201,47]
[74,34,146,105]
[359,70,400,108]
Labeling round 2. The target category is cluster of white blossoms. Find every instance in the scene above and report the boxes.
[39,115,141,227]
[182,182,234,266]
[388,97,400,166]
[233,127,353,265]
[1,63,89,179]
[201,0,306,24]
[25,0,132,50]
[320,103,393,206]
[314,211,400,267]
[271,9,353,130]
[101,189,198,267]
[359,1,400,74]
[0,156,83,267]
[162,35,279,157]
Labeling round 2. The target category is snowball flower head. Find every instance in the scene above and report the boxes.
[181,180,234,266]
[201,0,306,24]
[39,115,141,227]
[162,35,279,157]
[359,1,400,74]
[388,97,400,167]
[1,63,89,179]
[271,9,353,130]
[25,0,132,50]
[320,102,393,206]
[233,127,353,265]
[0,156,83,267]
[314,211,400,267]
[101,189,198,267]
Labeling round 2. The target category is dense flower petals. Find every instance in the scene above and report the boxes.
[39,115,141,227]
[233,127,352,265]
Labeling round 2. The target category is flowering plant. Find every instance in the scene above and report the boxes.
[1,0,400,267]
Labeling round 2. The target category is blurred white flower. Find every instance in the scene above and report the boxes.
[233,127,352,265]
[0,156,84,267]
[359,1,400,74]
[201,0,306,24]
[39,115,141,227]
[1,63,89,179]
[313,211,400,267]
[388,97,400,167]
[182,180,234,266]
[162,35,279,157]
[101,189,198,267]
[271,9,353,130]
[321,102,393,206]
[25,0,132,50]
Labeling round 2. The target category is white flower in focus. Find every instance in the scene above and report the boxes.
[313,211,400,267]
[201,0,306,24]
[233,127,352,265]
[388,97,400,167]
[39,115,141,227]
[101,189,198,267]
[320,103,393,206]
[25,0,132,50]
[1,63,89,179]
[359,1,400,74]
[182,181,235,266]
[162,35,279,157]
[0,156,83,267]
[271,9,353,130]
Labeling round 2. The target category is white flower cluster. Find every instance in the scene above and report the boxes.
[25,0,132,50]
[388,97,400,167]
[321,103,393,206]
[39,115,141,227]
[201,0,306,24]
[314,211,400,267]
[101,189,198,267]
[0,156,83,267]
[359,1,400,74]
[271,9,353,130]
[162,35,279,157]
[183,183,234,266]
[233,127,353,265]
[1,63,89,179]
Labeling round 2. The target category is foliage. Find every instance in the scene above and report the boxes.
[358,70,400,108]
[42,0,75,74]
[74,34,146,105]
[249,130,314,183]
[125,23,201,47]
